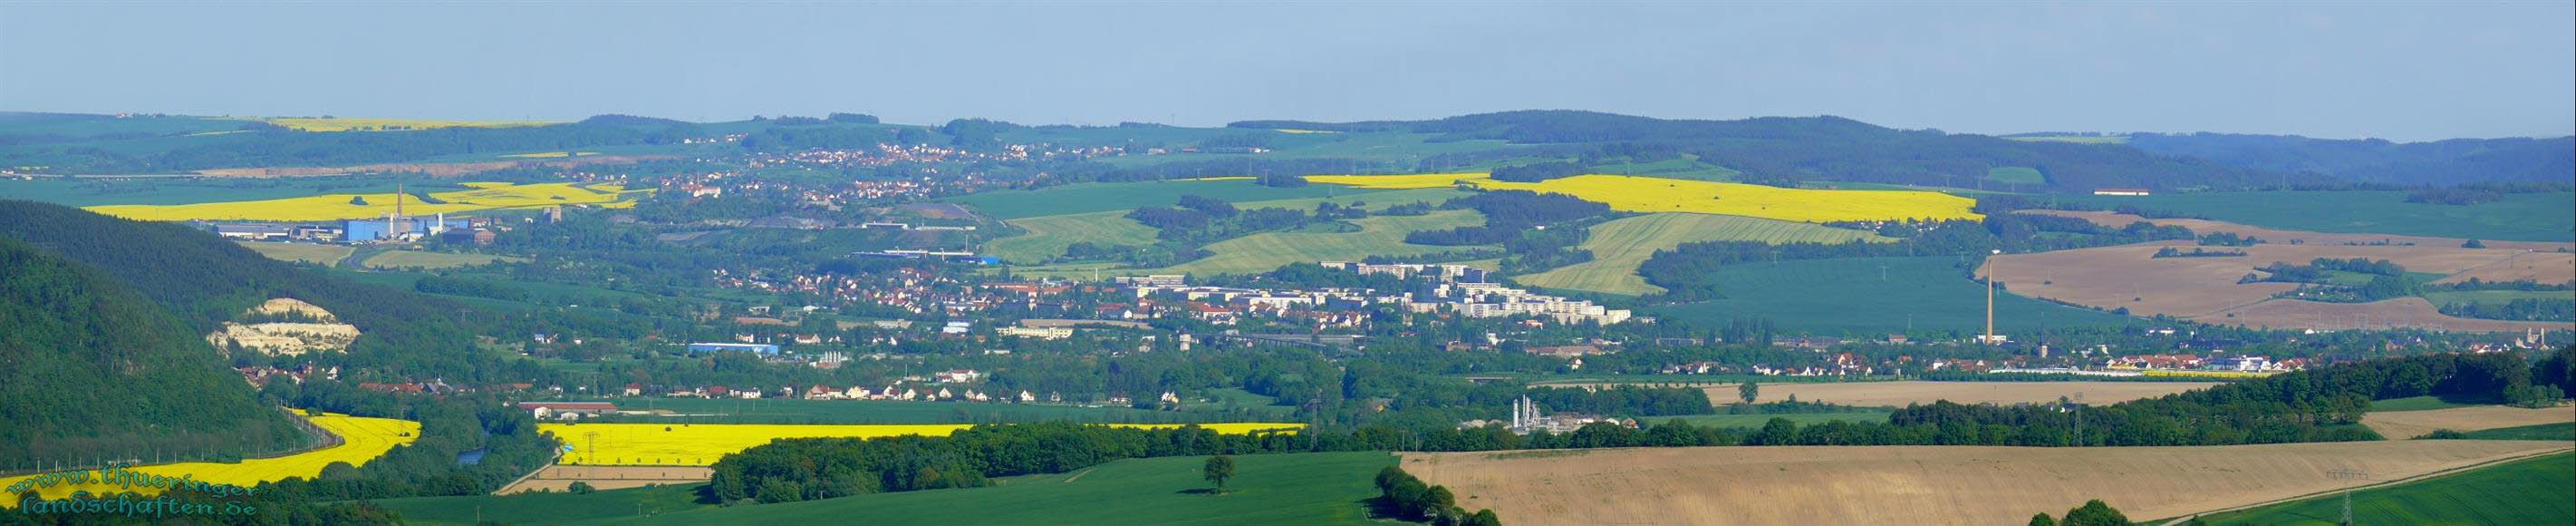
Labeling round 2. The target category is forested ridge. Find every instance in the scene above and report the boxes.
[2126,132,2576,185]
[0,200,542,384]
[0,238,304,468]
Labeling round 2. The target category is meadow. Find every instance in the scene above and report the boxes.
[2054,190,2576,242]
[541,423,1305,466]
[0,414,419,506]
[371,482,710,524]
[82,181,649,221]
[1645,256,2138,334]
[1513,213,1891,295]
[615,452,1394,525]
[984,210,1161,264]
[361,250,526,269]
[236,240,355,266]
[1141,209,1490,276]
[2457,422,2575,441]
[2190,452,2572,525]
[1984,166,2046,183]
[943,179,1384,219]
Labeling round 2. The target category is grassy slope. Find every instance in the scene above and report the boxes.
[2193,452,2572,525]
[609,452,1396,525]
[1143,209,1489,276]
[1515,214,1891,296]
[979,187,1470,265]
[942,179,1386,219]
[361,250,526,269]
[1645,256,2137,334]
[2054,190,2576,242]
[236,240,355,266]
[371,482,710,525]
[2366,394,2496,412]
[987,210,1162,263]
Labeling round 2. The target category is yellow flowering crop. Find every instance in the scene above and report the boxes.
[262,118,557,132]
[1306,173,1978,222]
[83,181,651,221]
[541,423,1307,466]
[0,414,420,506]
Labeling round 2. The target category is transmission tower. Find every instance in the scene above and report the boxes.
[2328,468,2369,525]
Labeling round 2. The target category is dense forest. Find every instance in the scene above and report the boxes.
[0,239,306,468]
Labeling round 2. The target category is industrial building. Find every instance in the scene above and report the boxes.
[687,343,781,355]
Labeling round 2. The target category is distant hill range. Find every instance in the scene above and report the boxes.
[2120,132,2574,186]
[5,109,2564,190]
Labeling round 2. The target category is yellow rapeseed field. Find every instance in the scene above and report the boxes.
[263,118,558,132]
[541,423,1307,466]
[83,181,651,221]
[0,414,420,506]
[1305,173,1979,222]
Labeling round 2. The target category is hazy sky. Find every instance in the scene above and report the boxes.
[4,2,2570,141]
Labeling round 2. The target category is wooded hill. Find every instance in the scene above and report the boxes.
[2124,132,2575,185]
[0,238,304,467]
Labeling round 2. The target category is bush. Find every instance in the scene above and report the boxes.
[568,481,595,494]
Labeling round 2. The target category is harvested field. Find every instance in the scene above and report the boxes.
[1689,380,2217,407]
[2020,209,2572,252]
[496,465,713,494]
[236,240,354,265]
[1402,440,2573,526]
[2433,250,2576,285]
[2362,405,2576,440]
[1981,240,2574,332]
[362,250,527,269]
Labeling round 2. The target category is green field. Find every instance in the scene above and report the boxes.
[614,452,1395,525]
[2422,289,2576,307]
[1657,412,1894,428]
[1141,209,1490,276]
[2055,190,2576,242]
[2190,452,2572,525]
[1515,214,1891,296]
[1984,166,2046,184]
[2367,394,2498,412]
[362,250,526,269]
[542,397,1292,424]
[979,188,1470,265]
[943,179,1388,219]
[236,240,354,266]
[2457,423,2575,441]
[986,210,1162,263]
[371,482,709,524]
[1646,256,2139,334]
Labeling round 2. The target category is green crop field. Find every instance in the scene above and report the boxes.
[986,210,1162,263]
[535,397,1291,424]
[2190,452,2572,525]
[2055,190,2576,242]
[614,452,1396,525]
[1657,412,1894,429]
[943,179,1388,219]
[1139,209,1490,276]
[2365,394,2496,412]
[1984,166,2046,184]
[979,188,1471,265]
[371,482,709,525]
[2457,422,2575,441]
[1516,214,1891,296]
[1646,256,2138,334]
[235,240,354,266]
[2422,289,2576,307]
[362,250,526,269]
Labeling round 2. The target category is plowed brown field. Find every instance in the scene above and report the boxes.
[1979,239,2572,332]
[1403,440,2573,526]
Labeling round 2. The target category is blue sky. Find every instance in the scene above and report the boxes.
[3,2,2568,141]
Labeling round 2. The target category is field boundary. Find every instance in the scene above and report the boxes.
[2151,446,2575,525]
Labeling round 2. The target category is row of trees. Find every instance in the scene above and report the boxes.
[1375,466,1501,525]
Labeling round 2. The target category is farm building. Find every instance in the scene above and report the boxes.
[517,402,616,420]
[2090,188,2152,196]
[687,343,780,355]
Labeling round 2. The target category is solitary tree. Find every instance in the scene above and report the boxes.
[1739,382,1760,404]
[349,196,369,206]
[1203,454,1235,493]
